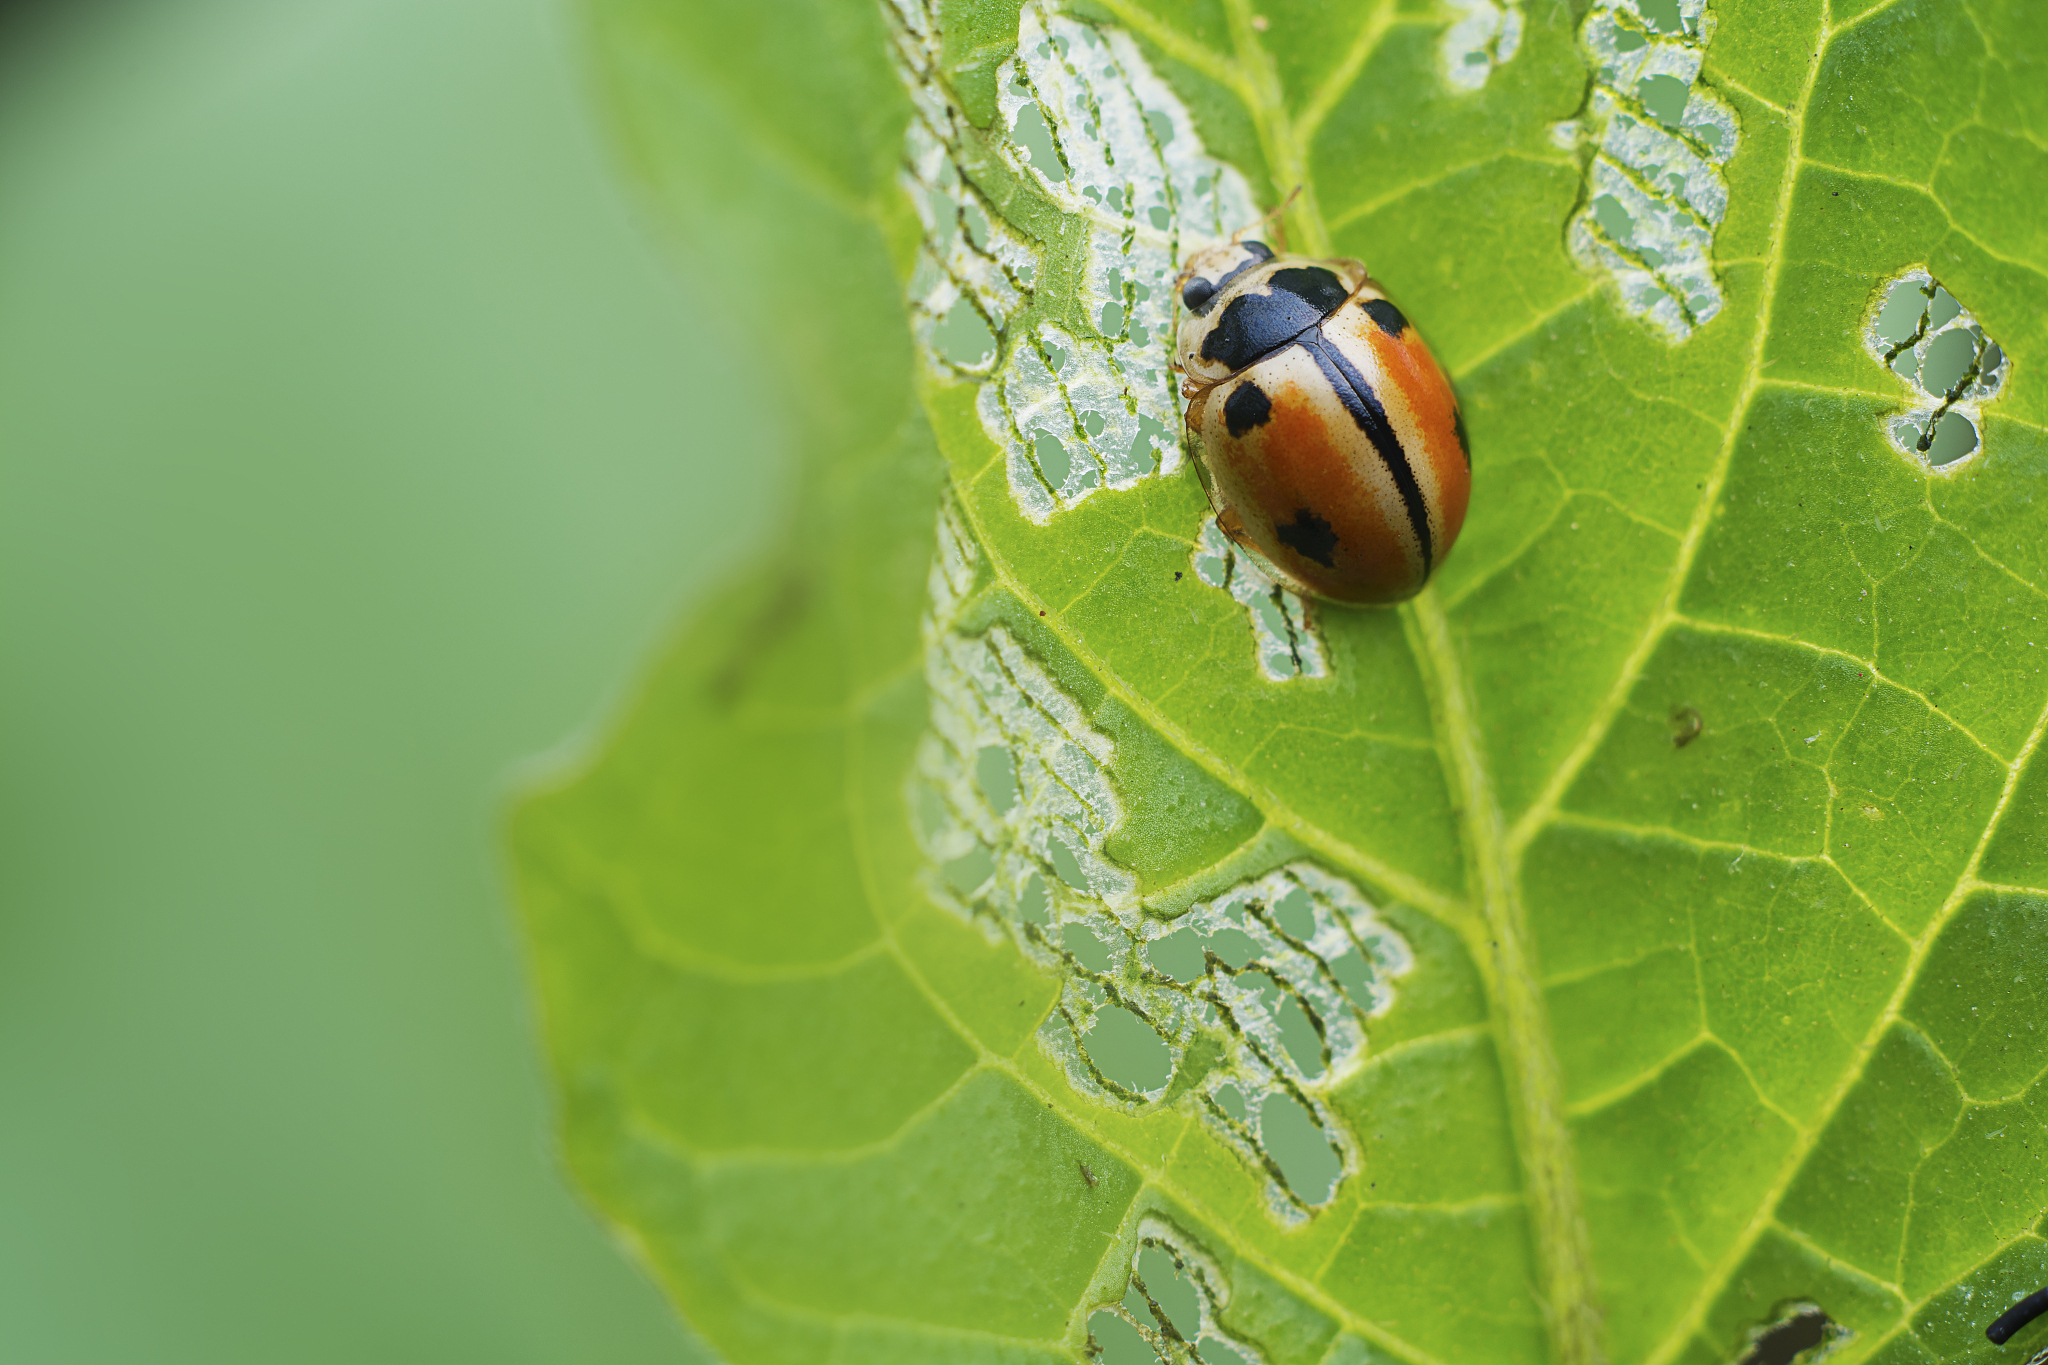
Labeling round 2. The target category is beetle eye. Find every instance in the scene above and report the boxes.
[1181,277,1216,311]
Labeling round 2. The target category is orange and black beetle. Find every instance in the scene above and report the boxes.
[1176,238,1469,605]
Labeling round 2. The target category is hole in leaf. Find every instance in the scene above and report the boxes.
[1051,835,1091,889]
[976,744,1018,813]
[1277,994,1323,1072]
[1735,1305,1841,1365]
[1203,1339,1256,1365]
[1634,0,1683,32]
[1638,73,1690,126]
[1011,103,1066,182]
[1593,192,1636,245]
[1034,431,1072,487]
[1921,327,1978,395]
[962,200,991,249]
[1189,516,1328,681]
[1062,920,1116,972]
[932,299,995,368]
[1089,1310,1158,1365]
[1018,871,1050,926]
[1090,1004,1172,1092]
[1327,948,1379,1010]
[1261,1093,1342,1203]
[1128,414,1169,467]
[944,843,996,895]
[1927,285,1962,329]
[1926,409,1979,466]
[1250,592,1291,640]
[1147,928,1205,982]
[1135,1244,1201,1336]
[1569,2,1738,338]
[1203,926,1260,969]
[1864,268,2008,470]
[1213,1083,1248,1122]
[1874,277,1926,345]
[1273,884,1316,939]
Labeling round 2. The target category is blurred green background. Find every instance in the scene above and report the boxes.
[0,0,751,1359]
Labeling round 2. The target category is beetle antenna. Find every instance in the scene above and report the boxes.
[1988,1284,2048,1346]
[1231,185,1303,249]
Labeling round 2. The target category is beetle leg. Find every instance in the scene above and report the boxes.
[1216,506,1253,546]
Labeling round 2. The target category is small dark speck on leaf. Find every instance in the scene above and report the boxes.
[1078,1161,1098,1188]
[1671,706,1704,748]
[1174,571,1183,580]
[1040,610,1047,616]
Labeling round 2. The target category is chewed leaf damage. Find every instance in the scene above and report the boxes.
[1089,1218,1267,1365]
[1192,516,1328,683]
[888,0,1257,522]
[910,504,1410,1219]
[1440,0,1526,91]
[1564,0,1738,341]
[1866,269,2011,470]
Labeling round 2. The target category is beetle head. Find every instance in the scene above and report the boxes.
[1175,239,1274,317]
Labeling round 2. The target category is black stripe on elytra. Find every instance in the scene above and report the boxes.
[1301,330,1433,573]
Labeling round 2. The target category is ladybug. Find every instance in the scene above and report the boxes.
[1175,238,1469,604]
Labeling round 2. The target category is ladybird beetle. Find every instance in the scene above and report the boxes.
[1175,238,1469,604]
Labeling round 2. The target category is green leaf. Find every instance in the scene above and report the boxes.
[512,1,2048,1363]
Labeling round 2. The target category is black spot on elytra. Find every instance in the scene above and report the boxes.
[1223,381,1272,437]
[1182,277,1216,311]
[1739,1310,1829,1365]
[1275,507,1339,567]
[1362,297,1407,336]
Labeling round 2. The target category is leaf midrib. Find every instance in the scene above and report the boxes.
[902,1,2037,1360]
